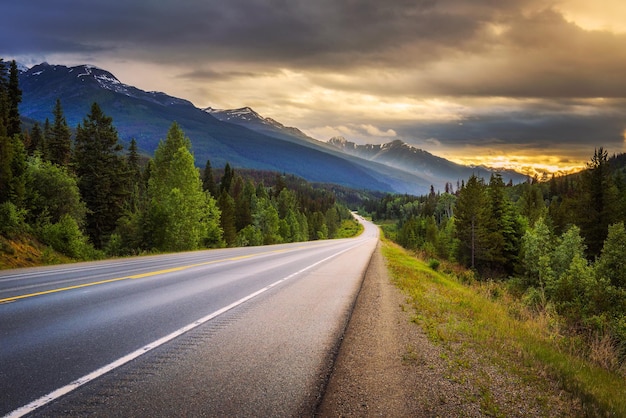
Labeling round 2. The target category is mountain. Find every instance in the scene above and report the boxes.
[18,63,435,194]
[328,137,528,187]
[18,62,525,195]
[205,106,527,190]
[204,106,316,145]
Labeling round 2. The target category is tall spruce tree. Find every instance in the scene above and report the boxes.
[202,159,217,197]
[486,173,520,275]
[7,60,22,138]
[48,99,72,167]
[455,174,489,270]
[579,148,618,258]
[74,102,128,248]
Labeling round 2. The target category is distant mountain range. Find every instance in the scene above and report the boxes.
[327,137,527,187]
[18,63,526,195]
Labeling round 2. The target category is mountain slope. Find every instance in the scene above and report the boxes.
[328,137,528,187]
[19,63,429,193]
[206,106,527,189]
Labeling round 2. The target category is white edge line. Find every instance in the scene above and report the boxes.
[5,242,363,418]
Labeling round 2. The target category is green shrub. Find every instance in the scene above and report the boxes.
[39,215,93,259]
[0,201,25,236]
[428,258,440,271]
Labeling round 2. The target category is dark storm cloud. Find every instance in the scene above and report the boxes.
[3,0,626,99]
[395,100,626,160]
[0,0,519,63]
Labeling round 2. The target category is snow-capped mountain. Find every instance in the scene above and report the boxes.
[18,62,433,194]
[21,62,192,109]
[204,106,318,146]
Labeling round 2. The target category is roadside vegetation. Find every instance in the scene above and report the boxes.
[382,237,626,416]
[0,58,358,268]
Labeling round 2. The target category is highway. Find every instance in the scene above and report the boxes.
[0,216,378,417]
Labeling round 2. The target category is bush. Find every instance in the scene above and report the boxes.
[39,215,94,259]
[0,201,25,236]
[428,258,440,271]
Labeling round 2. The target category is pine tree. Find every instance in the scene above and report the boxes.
[7,60,22,137]
[202,159,217,197]
[74,102,128,248]
[0,59,8,135]
[27,122,44,155]
[579,148,618,257]
[455,175,489,270]
[220,162,234,194]
[486,173,520,275]
[126,138,143,213]
[48,99,72,167]
[235,178,255,231]
[146,122,222,251]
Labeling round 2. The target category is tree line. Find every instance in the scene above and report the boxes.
[364,149,626,367]
[0,59,355,260]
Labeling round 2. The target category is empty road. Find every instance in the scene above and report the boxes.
[0,216,378,417]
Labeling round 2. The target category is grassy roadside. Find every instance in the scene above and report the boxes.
[381,238,626,417]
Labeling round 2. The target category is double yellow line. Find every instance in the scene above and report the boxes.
[0,251,280,305]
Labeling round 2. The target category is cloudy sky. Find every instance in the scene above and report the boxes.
[2,0,626,175]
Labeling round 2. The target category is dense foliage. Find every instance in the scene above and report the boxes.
[0,59,355,262]
[364,149,626,370]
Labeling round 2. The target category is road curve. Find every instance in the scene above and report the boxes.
[0,216,378,417]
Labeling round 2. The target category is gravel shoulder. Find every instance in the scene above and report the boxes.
[317,243,579,417]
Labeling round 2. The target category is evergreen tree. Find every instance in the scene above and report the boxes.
[28,122,44,155]
[48,99,72,167]
[519,182,545,226]
[578,148,618,257]
[74,102,128,248]
[126,138,143,213]
[42,118,52,161]
[455,175,489,270]
[220,162,234,194]
[146,122,222,251]
[235,178,255,231]
[0,134,14,204]
[202,159,217,197]
[0,59,8,135]
[486,173,520,274]
[7,60,22,137]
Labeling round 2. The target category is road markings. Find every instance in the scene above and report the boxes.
[4,242,361,418]
[0,249,287,305]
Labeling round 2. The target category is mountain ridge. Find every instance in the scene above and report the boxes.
[18,63,429,194]
[18,62,525,194]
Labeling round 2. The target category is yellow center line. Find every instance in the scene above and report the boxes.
[0,249,288,305]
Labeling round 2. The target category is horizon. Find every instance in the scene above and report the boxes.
[3,1,626,177]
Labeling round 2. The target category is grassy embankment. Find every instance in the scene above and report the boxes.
[0,235,72,269]
[381,237,626,416]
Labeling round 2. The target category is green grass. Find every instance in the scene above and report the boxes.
[382,239,626,417]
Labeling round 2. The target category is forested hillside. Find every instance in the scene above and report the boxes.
[364,149,626,377]
[0,59,358,266]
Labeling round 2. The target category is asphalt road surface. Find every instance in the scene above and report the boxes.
[0,216,378,417]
